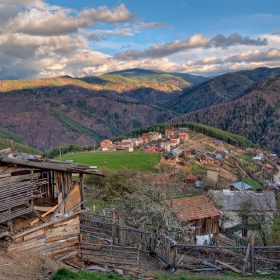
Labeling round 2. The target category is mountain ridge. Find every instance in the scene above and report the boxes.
[165,67,280,114]
[170,75,280,153]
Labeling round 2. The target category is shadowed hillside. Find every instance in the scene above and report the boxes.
[0,85,177,151]
[171,75,280,153]
[166,67,280,114]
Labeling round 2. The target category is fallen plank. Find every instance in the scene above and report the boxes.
[218,260,241,274]
[63,260,80,269]
[193,268,220,272]
[30,204,58,225]
[57,250,78,261]
[202,260,222,270]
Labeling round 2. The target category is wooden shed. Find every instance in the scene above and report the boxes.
[0,149,102,259]
[170,195,222,245]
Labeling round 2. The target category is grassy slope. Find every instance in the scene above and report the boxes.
[0,138,42,154]
[58,152,160,172]
[52,268,279,280]
[0,126,24,143]
[0,71,192,94]
[0,76,102,92]
[0,126,42,154]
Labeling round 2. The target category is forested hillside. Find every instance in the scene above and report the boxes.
[166,67,280,114]
[171,76,280,153]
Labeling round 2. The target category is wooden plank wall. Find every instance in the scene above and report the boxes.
[8,215,80,260]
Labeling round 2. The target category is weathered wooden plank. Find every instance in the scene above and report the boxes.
[12,211,84,240]
[30,204,58,225]
[0,148,12,156]
[34,206,54,212]
[0,173,11,178]
[52,178,80,218]
[46,236,79,247]
[36,238,79,253]
[0,166,31,175]
[46,229,80,240]
[57,250,78,261]
[45,224,79,235]
[0,173,40,185]
[8,239,46,252]
[51,245,78,258]
[53,215,79,227]
[23,229,45,241]
[46,233,80,243]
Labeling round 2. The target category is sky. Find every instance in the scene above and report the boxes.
[0,0,280,80]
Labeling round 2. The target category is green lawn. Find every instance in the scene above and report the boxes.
[58,152,160,172]
[52,268,280,280]
[243,177,263,190]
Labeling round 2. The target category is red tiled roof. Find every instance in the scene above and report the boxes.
[186,174,198,181]
[145,147,155,153]
[171,195,222,223]
[118,142,132,146]
[263,164,273,169]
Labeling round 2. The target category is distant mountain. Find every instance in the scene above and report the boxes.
[0,68,210,107]
[170,75,280,153]
[0,126,42,154]
[166,67,280,114]
[0,85,177,151]
[96,68,209,106]
[171,72,211,86]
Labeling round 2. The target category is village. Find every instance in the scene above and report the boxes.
[0,127,280,278]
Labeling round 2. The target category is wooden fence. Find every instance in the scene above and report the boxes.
[80,211,176,266]
[80,210,280,272]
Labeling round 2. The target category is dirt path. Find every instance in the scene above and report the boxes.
[0,251,64,280]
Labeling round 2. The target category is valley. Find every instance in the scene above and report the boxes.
[1,67,280,153]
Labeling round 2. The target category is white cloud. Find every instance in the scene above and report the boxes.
[0,0,47,9]
[0,2,279,80]
[114,33,268,61]
[3,4,136,37]
[134,22,172,30]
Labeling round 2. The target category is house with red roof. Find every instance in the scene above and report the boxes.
[186,174,199,182]
[170,195,222,245]
[100,139,112,148]
[165,129,174,136]
[145,147,156,153]
[262,164,274,171]
[179,132,189,140]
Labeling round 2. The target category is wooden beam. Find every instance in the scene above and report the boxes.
[34,206,53,212]
[51,177,81,219]
[30,205,58,226]
[0,157,102,175]
[79,173,84,209]
[0,173,41,185]
[13,210,85,240]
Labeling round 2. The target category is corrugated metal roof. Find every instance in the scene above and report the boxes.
[229,181,252,191]
[213,190,277,211]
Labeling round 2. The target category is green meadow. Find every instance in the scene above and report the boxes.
[58,152,161,172]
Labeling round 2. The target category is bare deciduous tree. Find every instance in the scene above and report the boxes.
[113,172,195,240]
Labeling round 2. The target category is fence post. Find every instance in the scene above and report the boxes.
[112,210,116,244]
[173,246,177,268]
[117,212,121,244]
[250,234,255,274]
[150,234,155,251]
